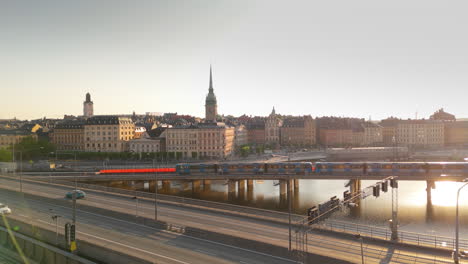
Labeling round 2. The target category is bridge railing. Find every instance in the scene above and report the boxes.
[320,219,468,250]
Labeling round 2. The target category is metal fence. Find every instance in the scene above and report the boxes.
[320,219,468,250]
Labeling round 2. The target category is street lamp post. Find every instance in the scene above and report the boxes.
[454,178,468,264]
[154,163,158,222]
[355,234,364,264]
[52,214,61,245]
[132,196,139,221]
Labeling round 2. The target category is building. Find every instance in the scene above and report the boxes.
[380,118,400,146]
[134,126,147,139]
[84,116,135,152]
[265,107,282,147]
[445,121,468,147]
[83,93,94,117]
[205,66,218,123]
[396,120,444,148]
[165,123,234,159]
[51,121,84,151]
[280,115,316,147]
[234,125,248,147]
[363,122,383,146]
[0,130,37,149]
[430,108,455,121]
[246,118,266,145]
[129,132,164,154]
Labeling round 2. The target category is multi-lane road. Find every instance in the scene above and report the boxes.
[0,175,460,264]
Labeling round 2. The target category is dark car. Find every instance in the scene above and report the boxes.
[65,190,86,199]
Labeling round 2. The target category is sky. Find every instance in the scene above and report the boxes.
[1,0,468,120]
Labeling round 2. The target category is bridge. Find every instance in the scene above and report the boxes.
[0,174,462,264]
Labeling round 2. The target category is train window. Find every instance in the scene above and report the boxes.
[383,164,392,169]
[350,164,363,169]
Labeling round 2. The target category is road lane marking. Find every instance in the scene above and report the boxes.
[32,217,190,264]
[195,249,218,256]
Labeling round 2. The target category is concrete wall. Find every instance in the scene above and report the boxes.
[0,216,153,264]
[0,223,92,264]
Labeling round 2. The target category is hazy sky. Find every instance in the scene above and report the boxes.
[2,0,467,120]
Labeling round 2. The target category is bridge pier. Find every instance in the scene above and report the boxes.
[247,180,254,201]
[349,179,361,217]
[293,179,299,192]
[279,180,287,205]
[228,180,237,201]
[192,180,201,193]
[162,180,171,193]
[238,180,246,200]
[203,180,211,191]
[349,179,361,195]
[426,180,435,205]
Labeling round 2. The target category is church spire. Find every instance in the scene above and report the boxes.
[272,106,276,115]
[209,65,213,93]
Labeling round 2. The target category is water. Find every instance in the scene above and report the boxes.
[102,179,468,239]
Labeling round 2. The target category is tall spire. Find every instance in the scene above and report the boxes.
[272,106,276,115]
[209,65,213,93]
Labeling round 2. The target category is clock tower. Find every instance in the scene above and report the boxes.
[205,66,218,123]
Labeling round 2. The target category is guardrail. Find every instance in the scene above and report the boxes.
[320,219,468,250]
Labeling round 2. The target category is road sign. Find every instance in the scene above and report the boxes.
[70,241,77,252]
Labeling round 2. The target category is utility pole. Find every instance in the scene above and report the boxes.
[154,164,158,221]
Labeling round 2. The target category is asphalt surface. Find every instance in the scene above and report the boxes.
[0,176,462,264]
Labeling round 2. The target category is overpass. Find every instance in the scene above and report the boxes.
[0,175,459,264]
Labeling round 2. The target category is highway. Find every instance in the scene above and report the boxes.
[0,175,461,264]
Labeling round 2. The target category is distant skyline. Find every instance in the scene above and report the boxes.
[2,0,468,120]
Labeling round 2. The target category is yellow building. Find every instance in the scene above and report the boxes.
[0,130,37,149]
[166,123,234,159]
[84,116,135,152]
[51,122,84,151]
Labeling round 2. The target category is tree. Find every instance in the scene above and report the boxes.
[13,136,56,160]
[0,149,12,162]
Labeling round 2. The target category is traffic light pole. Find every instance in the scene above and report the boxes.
[391,179,398,241]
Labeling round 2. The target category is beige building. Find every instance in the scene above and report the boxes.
[129,133,164,153]
[280,115,316,146]
[265,107,282,147]
[363,122,383,146]
[396,120,444,148]
[51,121,84,151]
[84,116,135,152]
[234,125,248,147]
[0,130,37,149]
[445,121,468,147]
[166,123,234,159]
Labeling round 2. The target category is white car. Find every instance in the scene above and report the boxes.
[0,204,11,215]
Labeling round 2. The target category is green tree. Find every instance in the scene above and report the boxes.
[13,137,56,160]
[0,149,12,162]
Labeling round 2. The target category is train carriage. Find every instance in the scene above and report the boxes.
[175,164,191,174]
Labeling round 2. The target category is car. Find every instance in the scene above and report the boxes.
[65,190,86,200]
[0,203,12,215]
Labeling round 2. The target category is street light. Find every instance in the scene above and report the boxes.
[132,196,139,221]
[454,178,468,264]
[355,234,365,264]
[51,213,61,246]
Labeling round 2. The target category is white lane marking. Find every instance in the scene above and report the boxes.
[34,218,190,264]
[1,180,295,263]
[79,231,190,264]
[195,249,217,256]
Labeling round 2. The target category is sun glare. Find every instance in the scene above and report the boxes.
[431,182,467,207]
